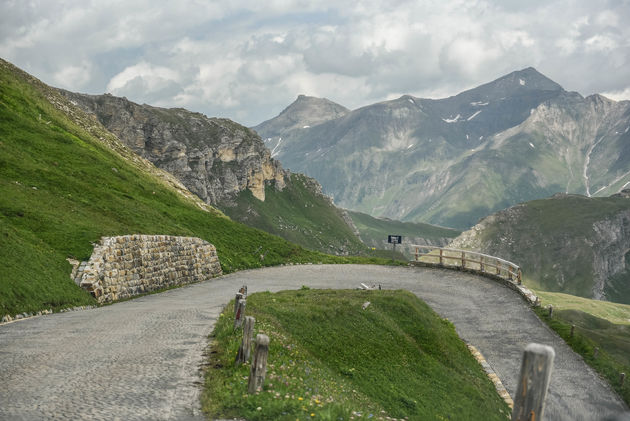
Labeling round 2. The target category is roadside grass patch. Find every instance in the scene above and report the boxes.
[202,289,510,420]
[534,306,630,405]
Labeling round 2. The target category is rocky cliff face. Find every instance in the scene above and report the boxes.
[449,193,630,303]
[254,68,630,229]
[59,91,285,204]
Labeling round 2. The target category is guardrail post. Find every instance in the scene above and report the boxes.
[236,316,255,365]
[517,268,522,285]
[511,343,555,421]
[461,251,466,268]
[248,334,270,394]
[496,260,501,275]
[415,247,418,261]
[508,265,513,281]
[234,299,246,329]
[480,255,485,273]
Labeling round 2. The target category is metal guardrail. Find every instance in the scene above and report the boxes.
[412,245,522,285]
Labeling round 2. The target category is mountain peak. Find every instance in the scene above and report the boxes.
[495,67,563,92]
[253,95,349,135]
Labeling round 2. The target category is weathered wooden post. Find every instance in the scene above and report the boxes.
[234,299,246,329]
[415,247,419,261]
[248,334,270,394]
[548,305,553,319]
[234,292,243,315]
[461,251,466,268]
[480,255,485,273]
[496,260,501,275]
[511,343,555,421]
[621,373,626,387]
[570,325,575,338]
[517,268,523,285]
[594,347,599,359]
[439,248,444,265]
[236,316,255,365]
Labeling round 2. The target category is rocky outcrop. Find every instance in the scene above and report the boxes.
[77,235,222,303]
[59,91,286,204]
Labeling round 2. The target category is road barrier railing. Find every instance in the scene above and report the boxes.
[412,245,522,284]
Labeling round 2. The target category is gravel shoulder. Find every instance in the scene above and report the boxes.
[0,264,626,420]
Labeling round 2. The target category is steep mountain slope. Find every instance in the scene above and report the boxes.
[255,68,630,229]
[221,173,366,255]
[449,192,630,304]
[60,91,364,255]
[0,58,345,316]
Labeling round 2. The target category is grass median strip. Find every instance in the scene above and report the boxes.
[202,288,511,420]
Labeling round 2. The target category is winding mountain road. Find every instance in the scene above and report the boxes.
[0,265,627,420]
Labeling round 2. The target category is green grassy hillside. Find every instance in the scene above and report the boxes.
[450,193,630,303]
[0,59,354,317]
[348,210,460,252]
[203,289,510,420]
[219,174,367,255]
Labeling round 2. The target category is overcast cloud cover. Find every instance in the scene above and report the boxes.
[1,0,629,125]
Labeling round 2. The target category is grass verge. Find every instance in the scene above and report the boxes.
[202,288,510,420]
[534,306,630,406]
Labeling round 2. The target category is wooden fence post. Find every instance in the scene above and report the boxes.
[236,316,255,365]
[496,260,501,275]
[548,305,553,319]
[461,251,466,268]
[234,299,246,329]
[480,255,485,272]
[234,292,243,315]
[439,248,444,265]
[570,325,575,338]
[415,247,418,261]
[517,268,523,285]
[248,334,270,394]
[511,343,555,421]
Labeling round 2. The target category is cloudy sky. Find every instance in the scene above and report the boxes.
[2,0,629,126]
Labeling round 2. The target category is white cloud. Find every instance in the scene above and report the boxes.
[53,61,93,89]
[602,87,630,102]
[1,0,629,125]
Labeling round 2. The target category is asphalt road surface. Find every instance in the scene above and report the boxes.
[1,265,627,420]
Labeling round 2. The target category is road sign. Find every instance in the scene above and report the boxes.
[388,235,402,244]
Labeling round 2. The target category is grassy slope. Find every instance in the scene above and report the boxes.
[348,210,460,246]
[0,60,356,316]
[219,174,367,255]
[469,194,630,301]
[203,289,510,421]
[533,298,630,405]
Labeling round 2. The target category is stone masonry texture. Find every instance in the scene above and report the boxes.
[78,235,222,303]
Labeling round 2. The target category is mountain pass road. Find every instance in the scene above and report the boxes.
[0,264,627,420]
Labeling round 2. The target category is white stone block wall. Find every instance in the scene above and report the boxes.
[78,235,222,303]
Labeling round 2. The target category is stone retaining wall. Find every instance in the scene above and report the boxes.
[78,235,222,303]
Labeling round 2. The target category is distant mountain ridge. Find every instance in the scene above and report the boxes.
[254,68,630,229]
